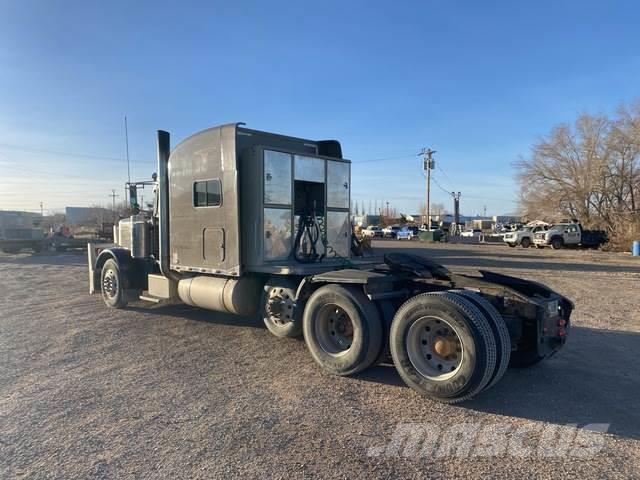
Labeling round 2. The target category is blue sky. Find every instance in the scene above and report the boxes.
[1,0,639,215]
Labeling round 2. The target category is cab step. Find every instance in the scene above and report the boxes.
[139,293,164,304]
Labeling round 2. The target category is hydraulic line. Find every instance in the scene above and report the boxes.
[293,208,323,263]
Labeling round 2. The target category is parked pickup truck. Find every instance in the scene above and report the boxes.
[503,225,548,248]
[362,226,383,238]
[533,223,607,249]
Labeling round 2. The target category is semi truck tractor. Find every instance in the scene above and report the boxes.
[87,123,573,403]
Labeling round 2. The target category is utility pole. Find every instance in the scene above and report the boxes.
[124,116,131,185]
[109,189,119,213]
[421,148,436,228]
[39,201,43,216]
[452,192,461,233]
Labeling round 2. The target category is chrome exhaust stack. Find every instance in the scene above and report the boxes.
[156,130,180,281]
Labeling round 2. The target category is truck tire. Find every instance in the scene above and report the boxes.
[389,292,497,403]
[262,281,303,338]
[100,258,128,308]
[373,300,396,365]
[303,284,383,376]
[551,237,564,250]
[520,238,531,248]
[451,290,511,390]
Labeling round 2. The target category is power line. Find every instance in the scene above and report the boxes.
[352,152,421,164]
[431,174,453,196]
[0,142,154,164]
[436,164,455,189]
[0,161,125,182]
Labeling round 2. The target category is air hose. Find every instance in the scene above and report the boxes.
[293,210,323,263]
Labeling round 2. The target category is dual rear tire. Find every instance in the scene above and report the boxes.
[390,290,511,403]
[268,282,512,402]
[302,284,383,376]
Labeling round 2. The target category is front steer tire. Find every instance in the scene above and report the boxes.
[100,258,128,309]
[303,284,383,376]
[390,292,497,403]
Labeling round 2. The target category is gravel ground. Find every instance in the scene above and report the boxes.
[1,242,639,479]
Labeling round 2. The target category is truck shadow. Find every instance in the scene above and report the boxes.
[128,303,267,330]
[358,326,640,440]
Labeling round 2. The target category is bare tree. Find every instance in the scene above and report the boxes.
[419,202,447,218]
[515,101,640,249]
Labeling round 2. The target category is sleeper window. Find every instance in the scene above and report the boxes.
[194,179,222,207]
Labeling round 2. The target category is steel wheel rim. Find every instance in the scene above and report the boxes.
[406,316,464,381]
[314,304,353,356]
[103,269,118,298]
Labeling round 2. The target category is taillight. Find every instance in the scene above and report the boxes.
[558,318,567,337]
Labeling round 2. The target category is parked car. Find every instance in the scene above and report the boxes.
[460,228,482,238]
[395,227,414,240]
[503,225,548,248]
[382,225,401,238]
[362,225,383,238]
[533,223,607,249]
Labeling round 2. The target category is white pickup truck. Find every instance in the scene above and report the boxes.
[362,226,383,238]
[533,223,607,249]
[503,225,548,248]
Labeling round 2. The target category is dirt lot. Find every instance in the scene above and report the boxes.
[1,242,639,479]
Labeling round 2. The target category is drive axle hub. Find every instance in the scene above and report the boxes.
[266,288,296,326]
